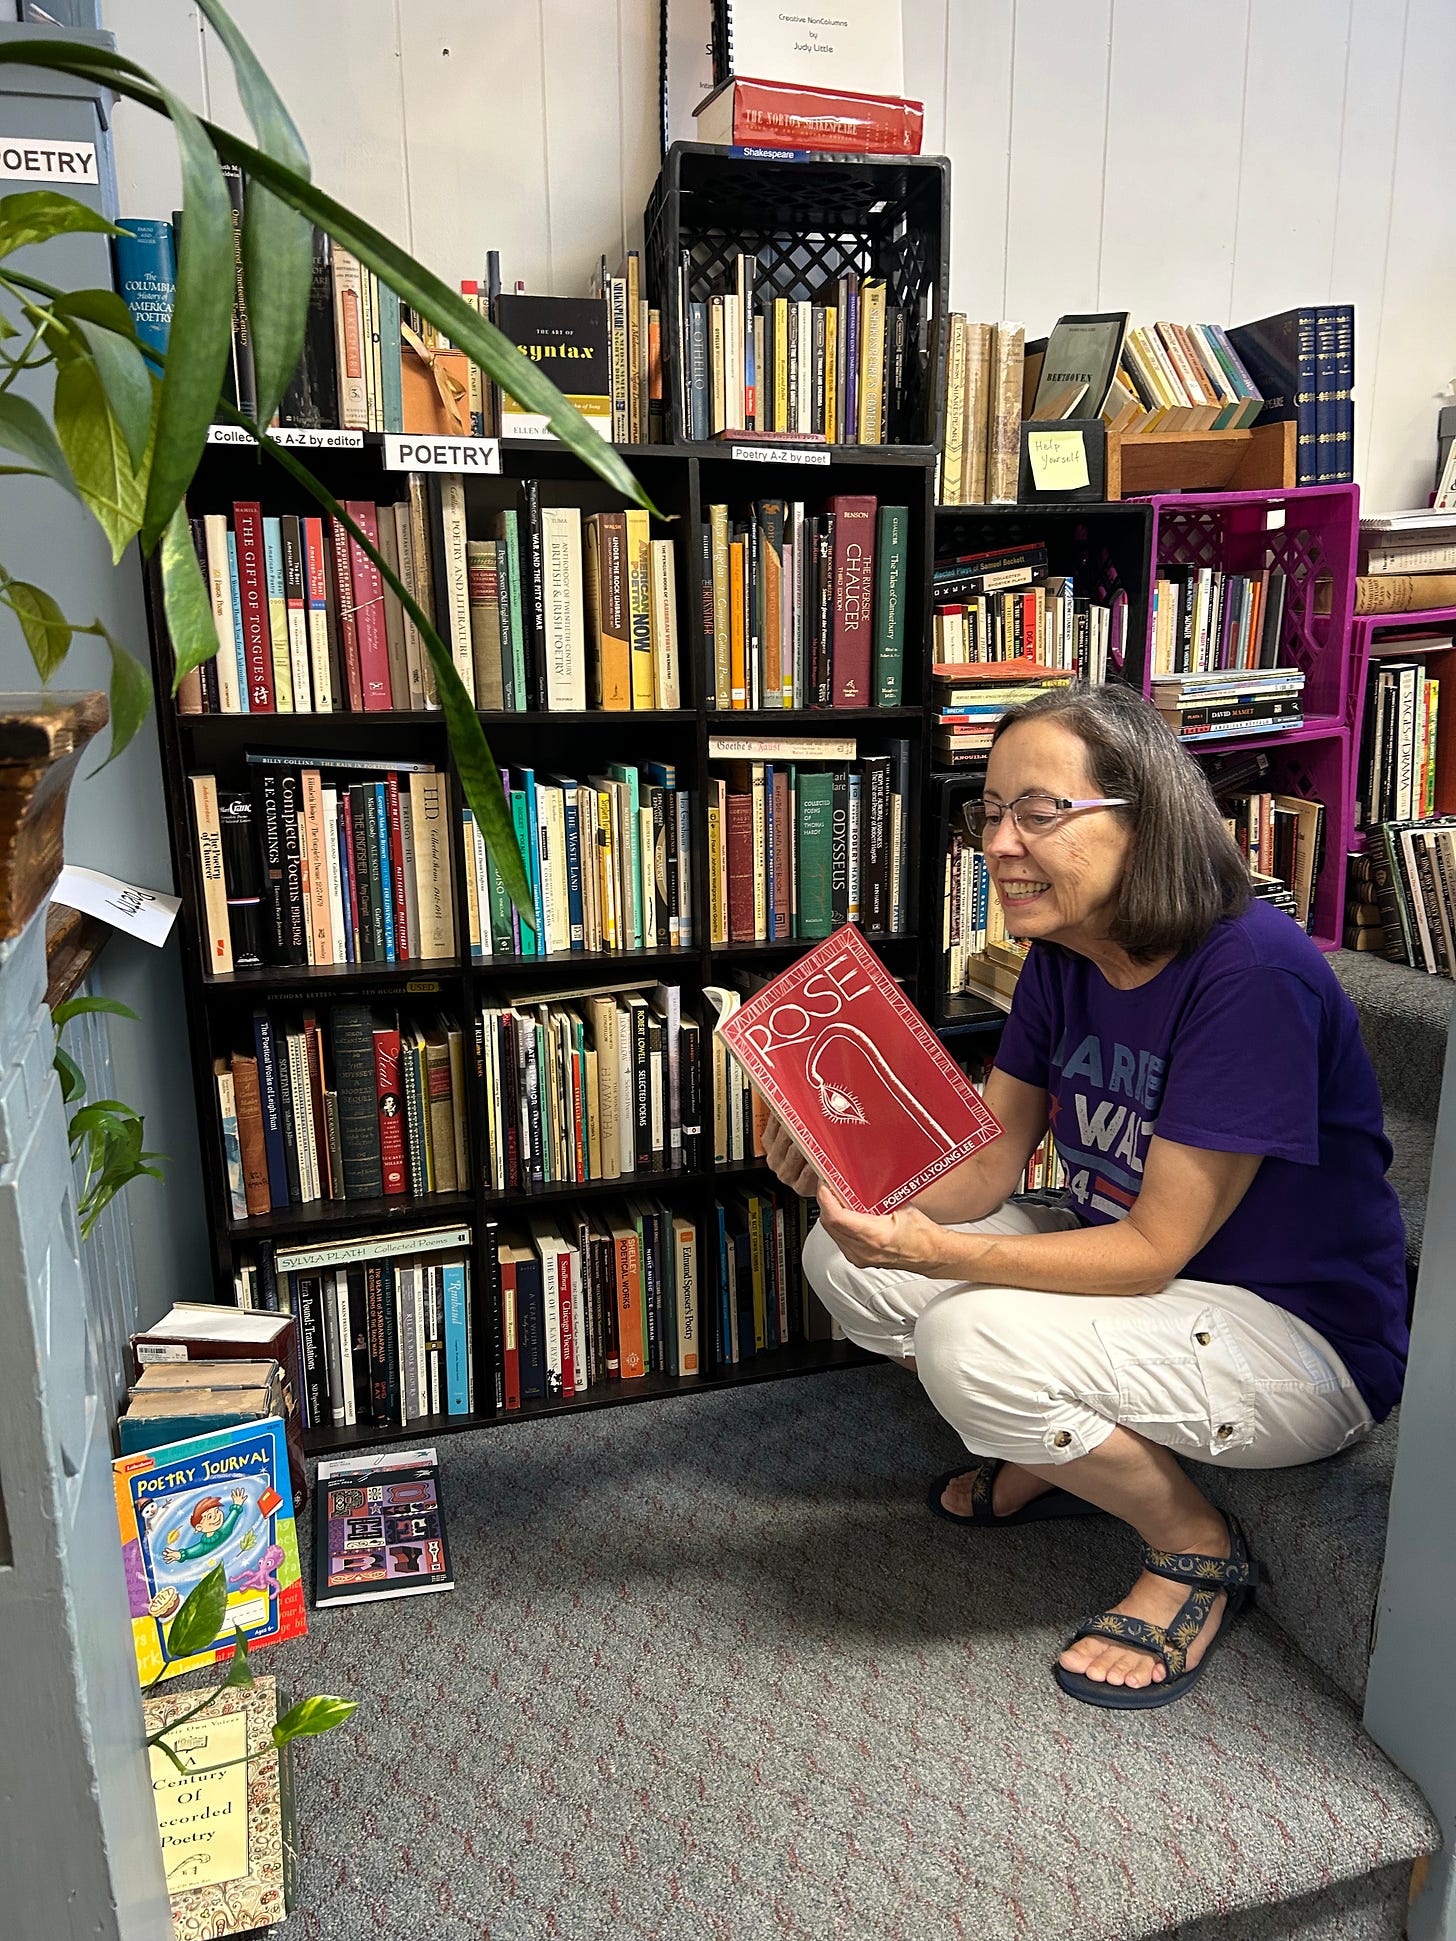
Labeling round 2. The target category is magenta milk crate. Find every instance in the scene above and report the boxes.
[1134,483,1360,726]
[1346,606,1456,853]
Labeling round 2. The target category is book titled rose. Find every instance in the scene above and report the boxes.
[715,924,1004,1215]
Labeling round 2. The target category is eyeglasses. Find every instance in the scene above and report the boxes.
[960,792,1131,840]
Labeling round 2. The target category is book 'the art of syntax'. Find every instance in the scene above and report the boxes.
[715,923,1003,1215]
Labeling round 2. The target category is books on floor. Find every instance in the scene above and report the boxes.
[313,1446,454,1607]
[714,922,1003,1215]
[112,1415,305,1684]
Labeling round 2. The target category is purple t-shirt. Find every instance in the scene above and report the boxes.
[995,899,1408,1420]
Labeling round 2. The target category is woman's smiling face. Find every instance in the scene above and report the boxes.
[981,717,1136,955]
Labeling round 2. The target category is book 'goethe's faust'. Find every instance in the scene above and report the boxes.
[494,294,612,436]
[715,923,1003,1215]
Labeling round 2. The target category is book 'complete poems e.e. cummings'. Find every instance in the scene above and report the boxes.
[113,1415,305,1683]
[715,924,1004,1215]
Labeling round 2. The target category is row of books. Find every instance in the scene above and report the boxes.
[701,496,906,710]
[180,487,683,718]
[930,542,1123,675]
[477,984,702,1195]
[932,667,1072,766]
[588,250,664,445]
[1150,668,1306,743]
[1221,791,1325,931]
[707,745,911,943]
[1366,817,1456,978]
[1358,658,1441,828]
[710,1187,827,1366]
[1105,321,1266,435]
[670,250,909,446]
[462,760,694,962]
[935,318,1026,506]
[1149,564,1290,679]
[235,1226,477,1430]
[190,761,456,976]
[958,1055,1068,1197]
[215,1005,468,1221]
[941,838,1026,1005]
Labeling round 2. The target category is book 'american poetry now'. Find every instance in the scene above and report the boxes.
[716,923,1003,1215]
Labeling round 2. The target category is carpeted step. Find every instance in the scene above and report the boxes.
[261,1366,1438,1941]
[1331,948,1454,1122]
[1187,1417,1398,1711]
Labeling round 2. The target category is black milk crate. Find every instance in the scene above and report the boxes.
[644,143,951,450]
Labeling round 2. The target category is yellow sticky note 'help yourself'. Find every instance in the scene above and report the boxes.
[1028,430,1090,492]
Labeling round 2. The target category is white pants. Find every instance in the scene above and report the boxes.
[803,1200,1374,1470]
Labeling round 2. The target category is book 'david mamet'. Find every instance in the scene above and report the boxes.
[716,925,1002,1215]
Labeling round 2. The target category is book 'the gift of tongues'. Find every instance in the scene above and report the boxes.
[714,925,1004,1216]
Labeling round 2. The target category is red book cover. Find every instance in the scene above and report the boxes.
[342,499,393,710]
[373,1024,406,1194]
[698,76,924,156]
[829,494,876,705]
[716,924,1004,1215]
[726,791,756,941]
[328,515,365,711]
[557,1246,576,1398]
[500,1257,521,1410]
[385,772,410,959]
[231,501,275,712]
[614,1227,644,1379]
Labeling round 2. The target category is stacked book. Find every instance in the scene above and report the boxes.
[672,251,913,446]
[189,759,456,976]
[477,981,701,1194]
[462,759,694,961]
[1346,847,1399,955]
[703,495,906,710]
[1359,654,1442,828]
[706,737,911,943]
[494,1204,700,1397]
[933,541,1125,678]
[1350,511,1456,618]
[179,489,683,717]
[214,1003,469,1222]
[236,1225,475,1432]
[942,835,1028,1007]
[1149,562,1290,678]
[1151,668,1305,742]
[1364,817,1456,977]
[711,1186,828,1367]
[936,319,1026,505]
[693,75,922,155]
[932,663,1073,767]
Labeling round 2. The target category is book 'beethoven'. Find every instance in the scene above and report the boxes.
[715,924,1003,1214]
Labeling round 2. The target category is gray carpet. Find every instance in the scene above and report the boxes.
[237,1365,1435,1941]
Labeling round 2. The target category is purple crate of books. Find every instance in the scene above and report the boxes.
[1138,484,1359,726]
[1346,607,1456,853]
[1203,726,1349,950]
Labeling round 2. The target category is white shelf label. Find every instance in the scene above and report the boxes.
[0,137,96,183]
[730,443,831,467]
[383,434,501,474]
[205,425,365,449]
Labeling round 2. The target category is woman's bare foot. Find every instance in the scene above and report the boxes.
[940,1461,1058,1519]
[1057,1507,1232,1690]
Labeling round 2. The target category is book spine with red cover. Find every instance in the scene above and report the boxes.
[500,1257,521,1409]
[385,772,410,959]
[373,1024,406,1193]
[342,499,393,710]
[717,78,923,156]
[829,494,876,705]
[329,516,366,711]
[726,792,756,941]
[232,500,275,711]
[614,1229,644,1378]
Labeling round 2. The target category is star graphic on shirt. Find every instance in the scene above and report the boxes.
[1048,1092,1062,1130]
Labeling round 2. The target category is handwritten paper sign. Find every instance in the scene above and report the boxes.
[1027,429,1091,493]
[54,866,180,949]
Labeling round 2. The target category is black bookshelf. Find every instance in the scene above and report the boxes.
[142,432,937,1455]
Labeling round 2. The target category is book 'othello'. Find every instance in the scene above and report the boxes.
[715,923,1004,1215]
[112,1415,305,1684]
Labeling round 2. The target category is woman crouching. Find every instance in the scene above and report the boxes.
[764,682,1408,1712]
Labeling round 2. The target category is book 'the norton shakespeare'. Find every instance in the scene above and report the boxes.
[715,923,1003,1215]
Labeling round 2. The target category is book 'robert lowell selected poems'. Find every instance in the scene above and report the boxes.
[716,923,1003,1215]
[112,1415,305,1684]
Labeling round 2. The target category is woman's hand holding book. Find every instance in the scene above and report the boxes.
[762,1110,820,1199]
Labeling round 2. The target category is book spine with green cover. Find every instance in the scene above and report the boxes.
[797,770,834,938]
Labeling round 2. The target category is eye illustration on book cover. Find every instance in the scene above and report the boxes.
[716,924,1004,1215]
[112,1415,305,1683]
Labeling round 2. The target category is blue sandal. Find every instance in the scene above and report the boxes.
[1055,1512,1262,1711]
[927,1460,1110,1528]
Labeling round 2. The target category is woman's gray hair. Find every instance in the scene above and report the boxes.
[990,682,1251,960]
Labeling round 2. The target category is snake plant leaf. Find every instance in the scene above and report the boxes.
[53,351,146,560]
[0,392,78,498]
[52,995,141,1028]
[0,568,71,679]
[194,0,313,431]
[165,1564,229,1659]
[161,501,222,689]
[139,88,236,554]
[0,189,119,258]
